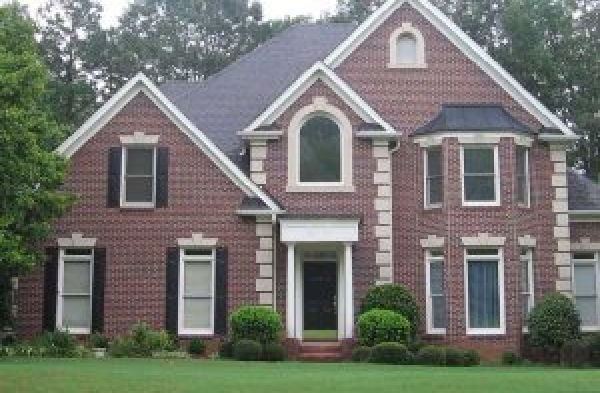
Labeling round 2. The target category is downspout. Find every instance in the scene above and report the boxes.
[272,213,278,312]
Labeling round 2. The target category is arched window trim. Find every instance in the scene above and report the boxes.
[287,97,355,193]
[389,22,427,69]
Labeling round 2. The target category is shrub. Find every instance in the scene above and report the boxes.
[370,342,411,365]
[90,333,109,349]
[415,345,446,366]
[528,293,580,351]
[233,339,262,361]
[501,351,520,365]
[560,340,590,368]
[262,342,286,362]
[444,348,465,367]
[352,346,372,362]
[360,284,420,339]
[36,331,77,357]
[219,340,235,359]
[230,306,283,344]
[108,323,175,358]
[585,334,600,367]
[357,309,411,347]
[188,338,206,356]
[1,334,16,346]
[463,349,480,367]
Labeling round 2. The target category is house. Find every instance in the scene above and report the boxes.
[14,0,600,360]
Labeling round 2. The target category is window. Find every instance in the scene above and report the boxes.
[179,248,215,335]
[425,147,443,207]
[122,147,156,207]
[299,116,341,183]
[572,252,599,331]
[465,248,505,335]
[57,248,93,334]
[516,147,530,206]
[396,34,417,64]
[426,250,446,334]
[520,249,534,328]
[461,146,500,206]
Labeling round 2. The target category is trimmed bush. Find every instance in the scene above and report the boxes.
[219,340,235,359]
[188,338,206,356]
[528,293,580,352]
[90,333,109,349]
[415,345,446,366]
[230,306,283,344]
[463,349,480,367]
[560,340,590,368]
[109,323,175,358]
[585,334,600,367]
[352,346,372,362]
[35,331,77,357]
[357,309,411,347]
[233,339,262,361]
[262,342,286,361]
[444,348,465,367]
[360,284,420,339]
[370,342,411,365]
[501,351,520,365]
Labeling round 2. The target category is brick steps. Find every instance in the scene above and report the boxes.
[296,342,345,362]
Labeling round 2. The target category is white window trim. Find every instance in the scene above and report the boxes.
[572,252,600,332]
[516,147,531,208]
[464,248,506,336]
[120,146,157,209]
[424,147,443,209]
[520,249,535,332]
[178,248,216,336]
[388,22,427,69]
[425,250,446,335]
[460,145,501,207]
[56,248,94,335]
[287,97,355,193]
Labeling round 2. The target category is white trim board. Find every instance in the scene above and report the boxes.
[243,62,396,134]
[56,73,282,212]
[324,0,572,136]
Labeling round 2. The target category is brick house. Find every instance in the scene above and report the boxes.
[15,0,600,359]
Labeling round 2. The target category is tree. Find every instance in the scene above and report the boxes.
[0,5,74,275]
[37,0,106,130]
[333,0,385,22]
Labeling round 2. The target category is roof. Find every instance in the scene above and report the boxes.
[160,23,356,154]
[324,0,573,136]
[414,104,532,136]
[568,171,600,211]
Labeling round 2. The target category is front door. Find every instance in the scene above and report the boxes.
[303,262,337,340]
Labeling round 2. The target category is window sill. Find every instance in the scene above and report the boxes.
[581,326,600,333]
[120,203,156,210]
[178,329,214,337]
[426,329,446,335]
[466,328,505,336]
[424,204,443,210]
[462,202,501,208]
[387,63,427,69]
[58,327,90,335]
[286,184,356,193]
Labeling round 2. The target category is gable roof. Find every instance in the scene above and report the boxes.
[242,61,395,134]
[56,73,283,212]
[160,23,357,154]
[324,0,573,137]
[415,104,532,136]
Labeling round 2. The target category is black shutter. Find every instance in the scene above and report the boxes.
[165,248,179,336]
[156,148,169,208]
[107,147,122,207]
[43,248,59,332]
[214,247,228,335]
[92,248,106,333]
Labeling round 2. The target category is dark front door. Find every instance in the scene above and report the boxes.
[303,262,337,333]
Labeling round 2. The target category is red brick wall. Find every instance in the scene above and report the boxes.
[571,223,600,242]
[16,93,260,338]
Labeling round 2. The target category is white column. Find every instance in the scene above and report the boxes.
[344,243,354,338]
[286,243,296,339]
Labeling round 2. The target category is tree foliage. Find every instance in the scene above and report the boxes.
[0,4,74,273]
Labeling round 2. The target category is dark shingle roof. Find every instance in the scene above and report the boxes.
[161,23,356,154]
[568,170,600,211]
[415,104,532,136]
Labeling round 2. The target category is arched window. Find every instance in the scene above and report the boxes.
[389,23,426,68]
[396,33,418,65]
[299,115,341,183]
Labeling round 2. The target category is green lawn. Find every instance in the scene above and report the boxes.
[1,358,599,393]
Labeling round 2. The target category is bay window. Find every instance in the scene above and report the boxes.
[465,248,505,335]
[461,146,500,206]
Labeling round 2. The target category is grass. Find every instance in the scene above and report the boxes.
[1,358,599,393]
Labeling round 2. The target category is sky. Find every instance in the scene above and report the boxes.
[2,0,339,26]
